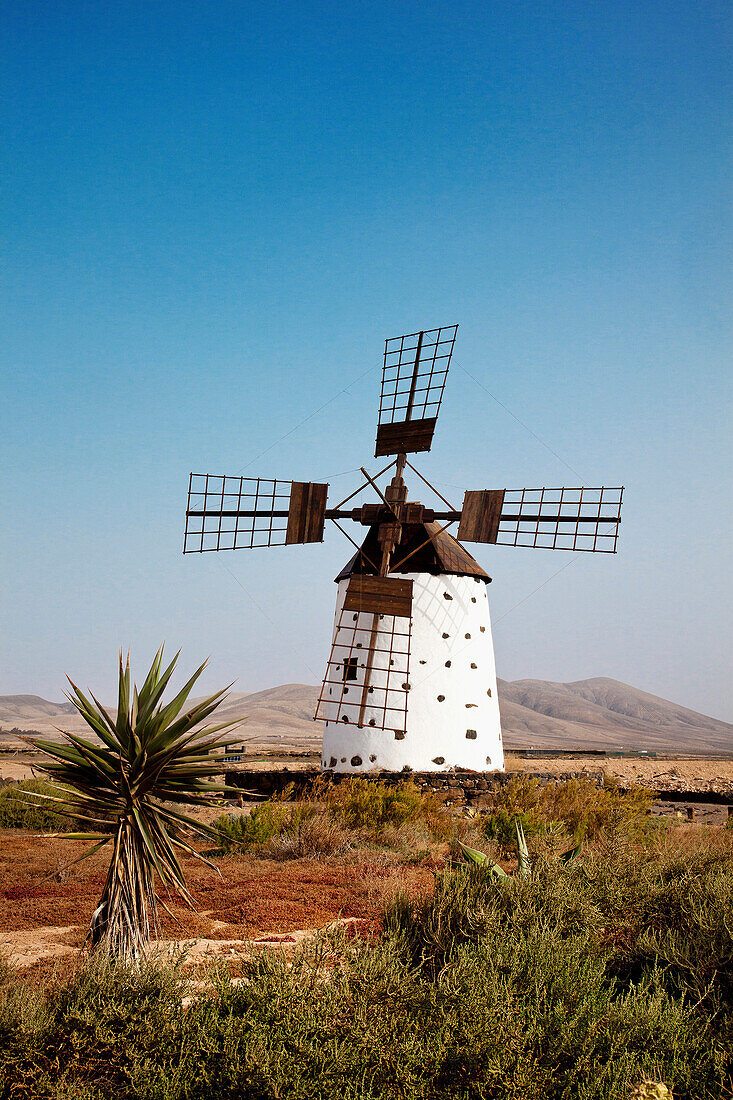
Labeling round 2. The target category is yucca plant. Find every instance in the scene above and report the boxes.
[30,647,241,957]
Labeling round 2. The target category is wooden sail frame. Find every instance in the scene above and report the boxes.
[497,486,623,552]
[375,325,458,456]
[184,475,328,553]
[314,603,412,734]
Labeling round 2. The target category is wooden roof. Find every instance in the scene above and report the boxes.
[335,521,490,583]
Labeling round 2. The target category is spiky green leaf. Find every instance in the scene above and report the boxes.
[457,841,509,877]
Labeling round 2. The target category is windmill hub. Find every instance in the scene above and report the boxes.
[184,325,623,774]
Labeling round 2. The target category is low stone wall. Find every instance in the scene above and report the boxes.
[223,766,608,808]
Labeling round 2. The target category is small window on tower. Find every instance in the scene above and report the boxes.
[343,657,358,682]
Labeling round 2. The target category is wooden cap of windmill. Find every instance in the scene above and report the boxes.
[334,521,490,583]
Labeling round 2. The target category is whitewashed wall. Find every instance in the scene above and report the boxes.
[320,572,504,773]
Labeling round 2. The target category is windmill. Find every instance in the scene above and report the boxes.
[184,325,623,774]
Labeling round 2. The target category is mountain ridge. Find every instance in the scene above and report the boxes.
[1,679,730,754]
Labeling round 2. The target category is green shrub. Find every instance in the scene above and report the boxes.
[0,955,185,1096]
[0,780,72,831]
[600,846,733,1008]
[212,801,307,852]
[386,840,733,1004]
[482,806,561,850]
[2,845,730,1099]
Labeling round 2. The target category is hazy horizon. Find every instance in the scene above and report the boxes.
[2,672,730,729]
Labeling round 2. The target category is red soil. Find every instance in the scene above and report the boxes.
[0,830,434,947]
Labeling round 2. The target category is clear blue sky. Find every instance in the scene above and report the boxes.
[2,1,731,721]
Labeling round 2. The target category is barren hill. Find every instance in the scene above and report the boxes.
[1,679,730,754]
[496,678,731,753]
[0,695,76,726]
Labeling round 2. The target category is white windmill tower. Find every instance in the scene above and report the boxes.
[183,324,623,774]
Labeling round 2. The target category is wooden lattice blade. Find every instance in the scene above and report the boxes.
[184,474,328,553]
[457,487,623,553]
[314,602,412,734]
[375,324,457,456]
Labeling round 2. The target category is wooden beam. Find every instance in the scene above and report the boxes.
[389,520,457,572]
[375,417,437,457]
[404,330,424,420]
[285,482,328,544]
[458,490,506,543]
[357,612,381,728]
[343,575,413,618]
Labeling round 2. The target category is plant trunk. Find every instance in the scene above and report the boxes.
[88,816,158,957]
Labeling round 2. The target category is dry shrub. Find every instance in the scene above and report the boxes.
[233,777,454,860]
[260,810,354,860]
[323,777,451,840]
[223,805,355,861]
[376,819,440,862]
[486,773,654,841]
[296,811,353,858]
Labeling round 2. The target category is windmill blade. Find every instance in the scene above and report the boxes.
[184,474,328,553]
[375,324,458,457]
[457,487,623,553]
[314,587,413,734]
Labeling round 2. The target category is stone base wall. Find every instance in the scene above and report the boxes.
[223,766,607,807]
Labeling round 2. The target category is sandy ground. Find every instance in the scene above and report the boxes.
[0,759,37,782]
[504,753,733,794]
[3,822,728,974]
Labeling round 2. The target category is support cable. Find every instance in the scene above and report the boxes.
[457,363,585,480]
[236,365,374,475]
[217,560,322,682]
